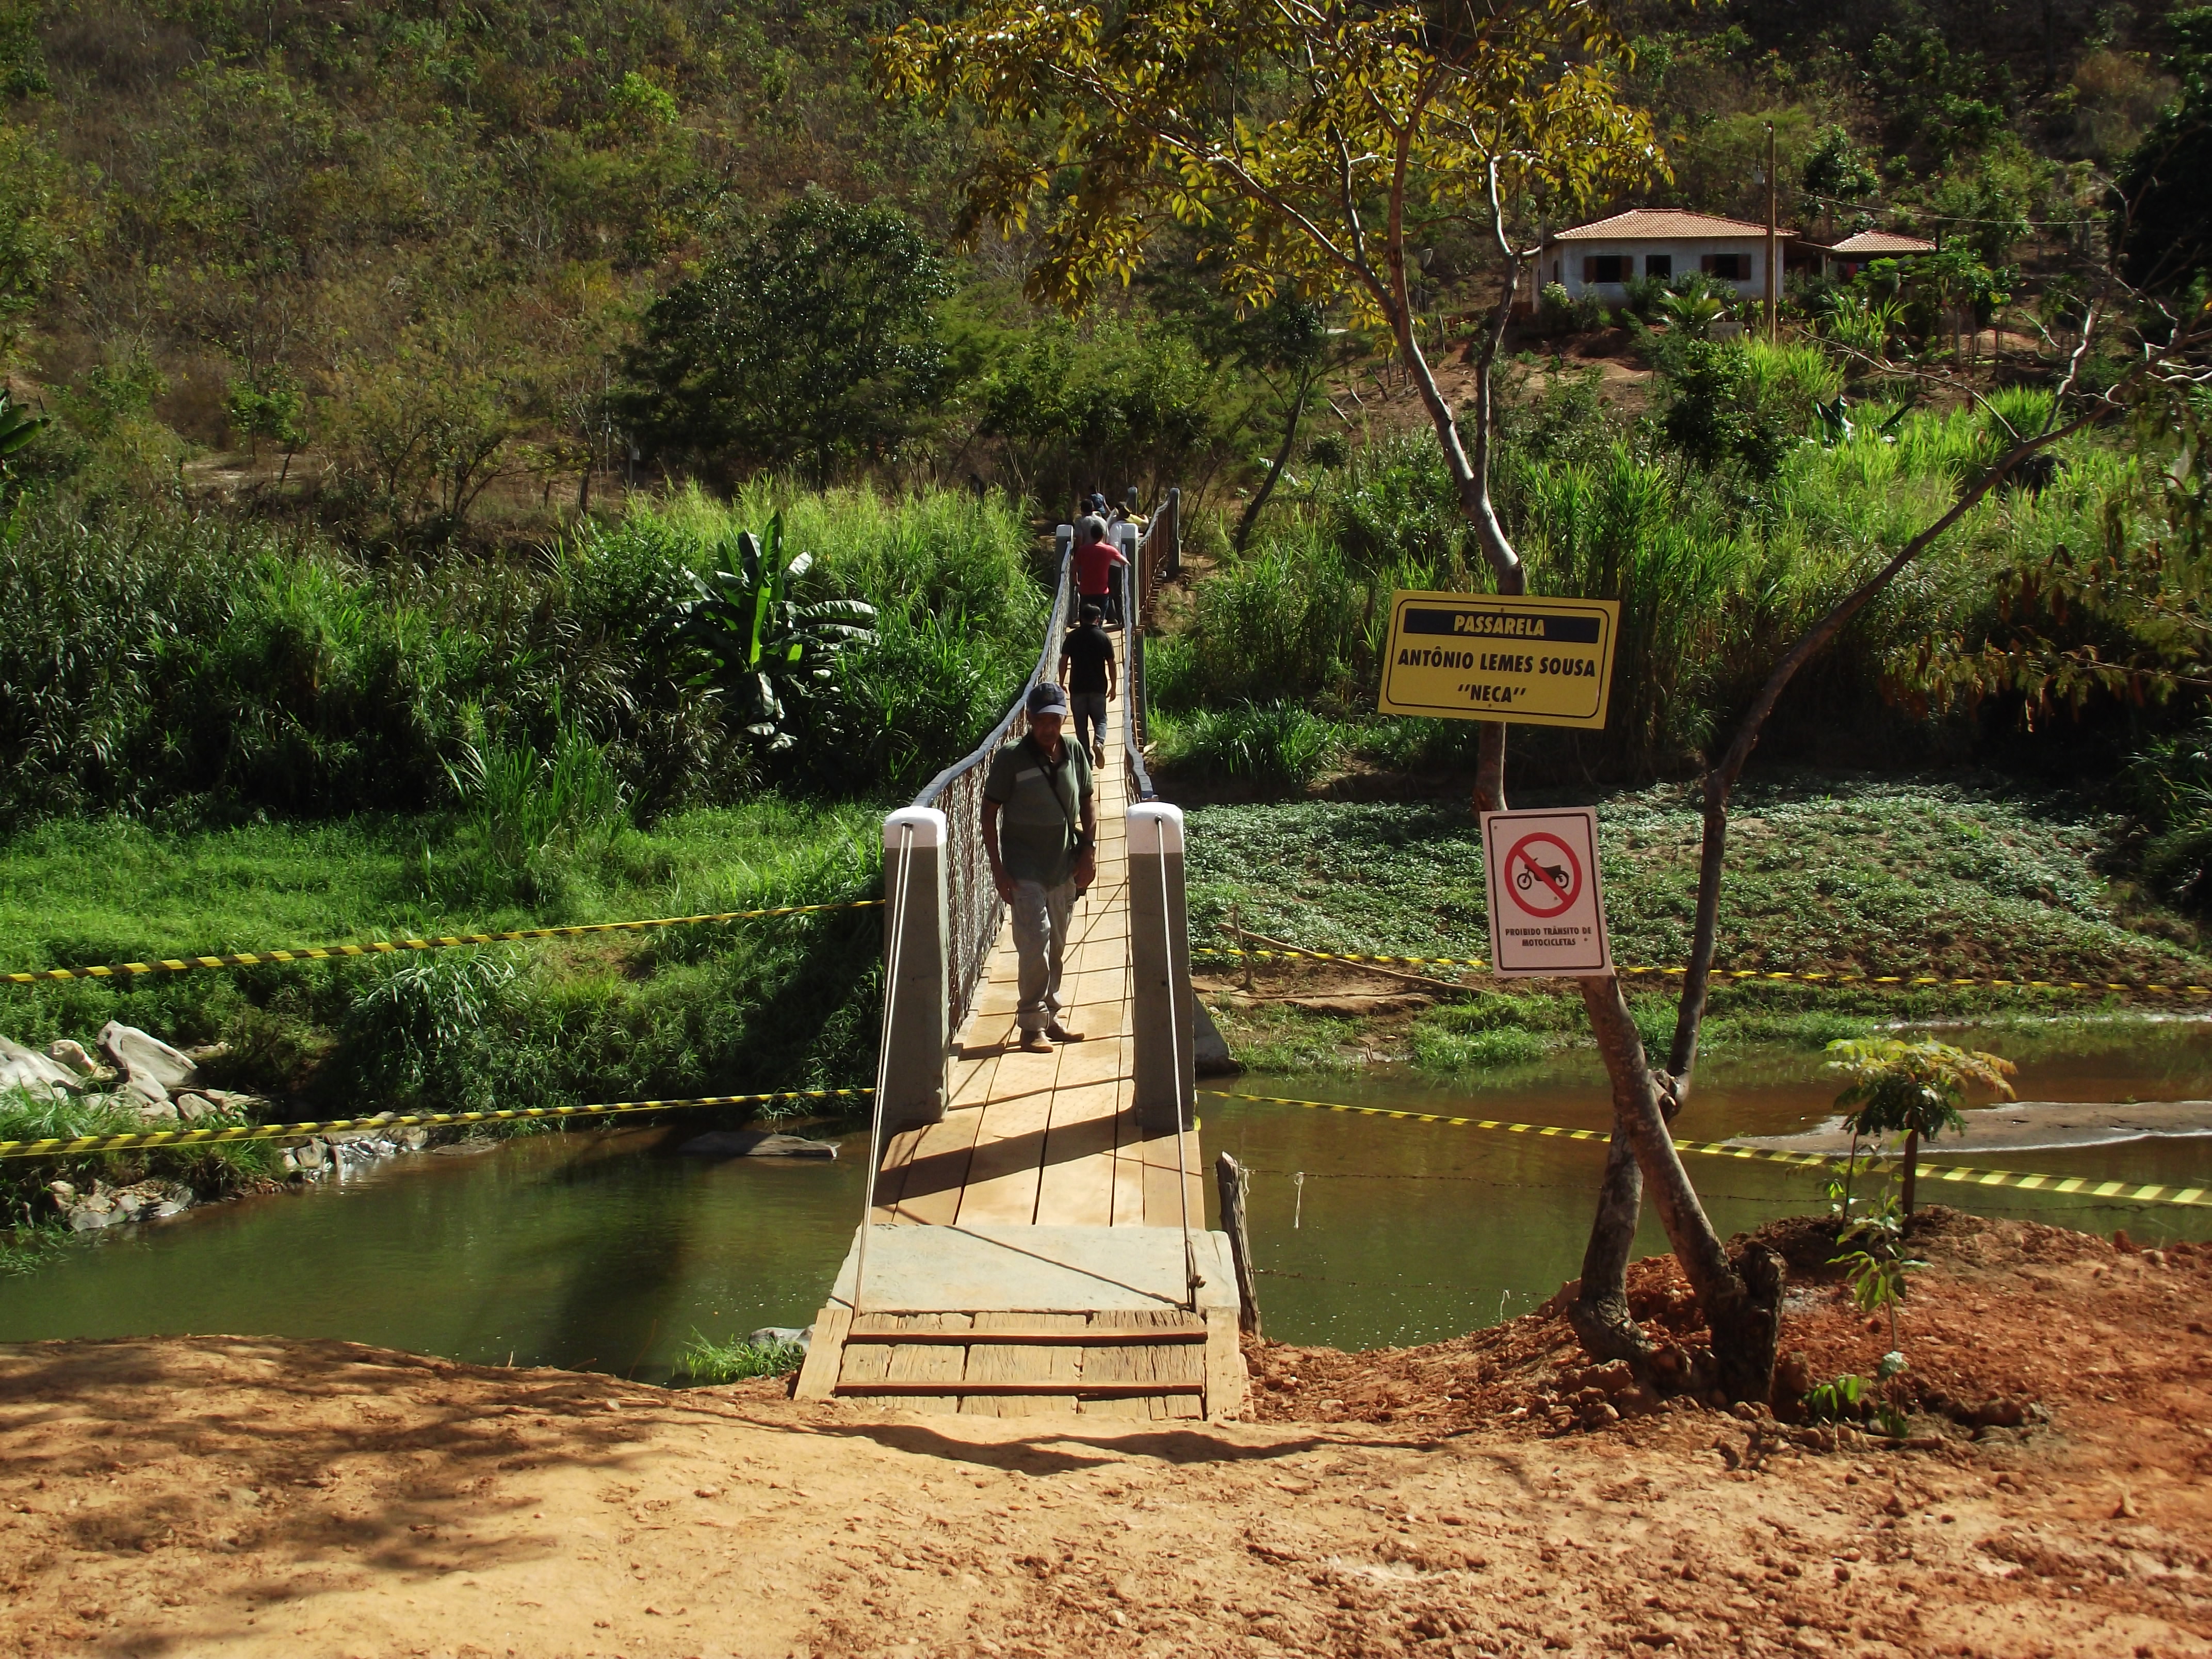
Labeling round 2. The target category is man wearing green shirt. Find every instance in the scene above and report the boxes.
[982,682,1098,1053]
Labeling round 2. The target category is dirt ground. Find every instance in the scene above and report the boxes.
[3,1211,2207,1659]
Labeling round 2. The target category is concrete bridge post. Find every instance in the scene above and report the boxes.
[879,806,950,1127]
[1128,802,1195,1135]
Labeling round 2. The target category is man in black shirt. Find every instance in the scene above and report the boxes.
[1059,603,1117,767]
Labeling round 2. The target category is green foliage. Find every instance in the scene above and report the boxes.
[1800,1371,1868,1423]
[2116,8,2212,293]
[880,0,1656,319]
[1536,281,1611,338]
[444,722,629,905]
[652,515,878,753]
[679,1332,807,1383]
[226,369,307,460]
[2127,713,2212,910]
[624,191,952,483]
[1654,340,1841,479]
[1827,1038,2015,1214]
[1799,125,1880,219]
[1154,702,1349,787]
[1832,1190,1927,1357]
[964,306,1243,509]
[0,482,1034,827]
[1826,1038,2016,1141]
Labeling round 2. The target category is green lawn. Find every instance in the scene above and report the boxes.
[0,802,880,971]
[0,801,887,1120]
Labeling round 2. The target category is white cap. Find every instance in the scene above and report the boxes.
[883,806,947,850]
[1127,802,1184,856]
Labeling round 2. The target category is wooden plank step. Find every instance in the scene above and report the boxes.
[833,1380,1206,1397]
[844,1327,1205,1346]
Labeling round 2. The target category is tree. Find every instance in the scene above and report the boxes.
[1226,295,1335,550]
[1825,1038,2016,1217]
[885,0,2212,1402]
[623,190,953,484]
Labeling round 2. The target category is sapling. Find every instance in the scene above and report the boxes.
[1825,1039,2016,1216]
[1830,1184,1926,1440]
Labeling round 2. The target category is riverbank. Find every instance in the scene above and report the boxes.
[2,1210,2203,1657]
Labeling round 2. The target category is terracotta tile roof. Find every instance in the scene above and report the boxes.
[1552,209,1794,241]
[1828,230,1937,256]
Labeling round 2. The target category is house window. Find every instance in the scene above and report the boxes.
[1644,254,1672,278]
[1701,252,1750,281]
[1582,254,1628,284]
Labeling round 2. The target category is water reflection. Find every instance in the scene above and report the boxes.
[3,1021,2208,1369]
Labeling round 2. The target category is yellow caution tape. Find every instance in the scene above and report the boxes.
[1192,946,2212,998]
[2,901,885,986]
[1198,1089,2212,1211]
[0,1089,875,1159]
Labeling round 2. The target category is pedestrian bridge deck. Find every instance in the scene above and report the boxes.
[794,698,1248,1418]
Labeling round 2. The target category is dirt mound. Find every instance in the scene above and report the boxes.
[1245,1209,2206,1443]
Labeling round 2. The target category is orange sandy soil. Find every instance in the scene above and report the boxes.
[2,1211,2206,1659]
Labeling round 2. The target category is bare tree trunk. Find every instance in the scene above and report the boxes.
[1580,974,1783,1400]
[1233,369,1315,552]
[1901,1129,1921,1218]
[1568,1127,1653,1365]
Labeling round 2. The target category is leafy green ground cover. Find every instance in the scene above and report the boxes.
[1186,776,2212,1076]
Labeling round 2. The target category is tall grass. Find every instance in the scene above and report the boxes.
[1181,381,2142,780]
[0,482,1047,828]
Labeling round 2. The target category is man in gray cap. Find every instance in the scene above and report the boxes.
[982,681,1097,1052]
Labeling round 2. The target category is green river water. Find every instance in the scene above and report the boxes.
[4,1018,2209,1380]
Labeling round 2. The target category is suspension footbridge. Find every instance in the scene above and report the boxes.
[793,499,1253,1418]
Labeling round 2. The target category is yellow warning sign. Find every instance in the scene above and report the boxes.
[1377,591,1620,729]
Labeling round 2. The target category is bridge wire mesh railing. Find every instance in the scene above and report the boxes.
[1123,489,1173,803]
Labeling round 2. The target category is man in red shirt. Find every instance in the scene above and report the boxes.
[1071,514,1127,629]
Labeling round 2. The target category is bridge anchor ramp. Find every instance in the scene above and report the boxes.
[795,1224,1249,1419]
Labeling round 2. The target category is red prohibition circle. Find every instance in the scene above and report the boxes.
[1502,832,1582,918]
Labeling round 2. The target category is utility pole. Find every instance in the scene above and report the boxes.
[1766,122,1779,345]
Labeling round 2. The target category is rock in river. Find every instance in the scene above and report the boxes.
[677,1131,838,1159]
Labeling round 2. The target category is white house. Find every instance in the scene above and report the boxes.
[1822,229,1936,279]
[1542,208,1791,304]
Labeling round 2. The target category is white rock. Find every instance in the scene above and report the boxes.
[172,1091,221,1122]
[135,1099,181,1123]
[97,1022,198,1095]
[0,1037,84,1101]
[45,1039,106,1078]
[123,1074,172,1108]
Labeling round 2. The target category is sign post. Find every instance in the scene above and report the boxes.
[1377,591,1620,729]
[1480,807,1613,977]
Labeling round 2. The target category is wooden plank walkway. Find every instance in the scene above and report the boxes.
[795,696,1248,1418]
[873,699,1205,1235]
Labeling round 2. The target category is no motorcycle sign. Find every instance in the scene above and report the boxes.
[1481,808,1613,977]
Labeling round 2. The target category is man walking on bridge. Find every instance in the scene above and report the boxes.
[1073,513,1127,628]
[1059,601,1116,769]
[983,682,1098,1054]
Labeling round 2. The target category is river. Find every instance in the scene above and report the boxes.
[4,1017,2209,1377]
